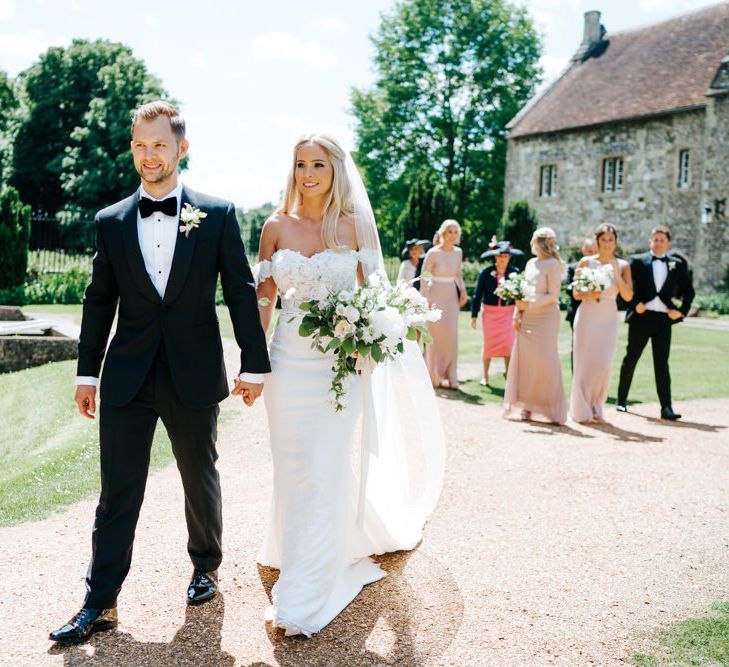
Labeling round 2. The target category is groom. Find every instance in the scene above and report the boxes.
[50,101,271,643]
[616,225,694,420]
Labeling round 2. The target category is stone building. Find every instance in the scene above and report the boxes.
[504,3,729,289]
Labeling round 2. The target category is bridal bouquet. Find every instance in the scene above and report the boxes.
[297,272,442,411]
[493,273,536,302]
[571,264,613,300]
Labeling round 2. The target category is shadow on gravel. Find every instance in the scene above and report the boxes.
[48,595,234,666]
[580,422,665,443]
[257,547,464,666]
[522,422,595,439]
[639,416,728,433]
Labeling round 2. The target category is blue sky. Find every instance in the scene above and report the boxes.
[0,0,720,208]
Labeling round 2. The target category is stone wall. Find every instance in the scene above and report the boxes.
[0,334,77,373]
[504,105,728,289]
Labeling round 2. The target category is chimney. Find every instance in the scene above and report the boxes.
[572,10,606,63]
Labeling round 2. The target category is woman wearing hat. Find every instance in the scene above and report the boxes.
[397,239,428,284]
[470,238,523,386]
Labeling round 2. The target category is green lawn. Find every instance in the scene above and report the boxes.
[1,304,727,526]
[456,311,729,408]
[631,601,729,666]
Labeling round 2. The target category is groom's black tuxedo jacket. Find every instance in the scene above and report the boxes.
[625,252,695,325]
[77,186,271,408]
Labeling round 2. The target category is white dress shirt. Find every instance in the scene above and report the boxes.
[645,254,669,313]
[77,182,262,386]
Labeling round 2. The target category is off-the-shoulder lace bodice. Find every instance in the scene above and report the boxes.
[257,248,359,313]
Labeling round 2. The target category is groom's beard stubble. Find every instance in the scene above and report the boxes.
[136,161,177,187]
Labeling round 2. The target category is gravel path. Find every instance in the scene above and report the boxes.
[2,386,728,665]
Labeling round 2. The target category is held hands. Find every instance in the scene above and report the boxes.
[231,378,263,407]
[75,385,97,420]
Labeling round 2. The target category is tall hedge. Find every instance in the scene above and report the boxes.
[0,186,31,289]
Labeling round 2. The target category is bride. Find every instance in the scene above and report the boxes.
[253,133,446,637]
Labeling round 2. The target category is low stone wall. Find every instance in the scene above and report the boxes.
[0,333,77,373]
[0,306,25,321]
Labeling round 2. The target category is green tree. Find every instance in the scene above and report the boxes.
[396,171,455,250]
[0,186,31,289]
[351,0,541,250]
[238,203,276,256]
[11,39,168,216]
[499,198,538,267]
[0,70,19,182]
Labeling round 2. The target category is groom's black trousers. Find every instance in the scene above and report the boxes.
[84,346,222,609]
[617,311,672,409]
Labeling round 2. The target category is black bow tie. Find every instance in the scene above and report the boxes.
[139,196,177,218]
[651,255,668,263]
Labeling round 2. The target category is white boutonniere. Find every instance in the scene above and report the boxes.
[668,260,677,271]
[179,203,207,237]
[490,270,497,277]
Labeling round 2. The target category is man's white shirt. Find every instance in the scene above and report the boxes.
[645,254,669,313]
[76,182,263,387]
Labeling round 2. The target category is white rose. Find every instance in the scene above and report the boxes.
[426,308,442,323]
[344,305,360,323]
[370,307,406,346]
[337,290,353,303]
[334,319,355,338]
[360,325,375,344]
[336,303,348,317]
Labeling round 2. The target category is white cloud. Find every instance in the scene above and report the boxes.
[0,31,50,61]
[272,114,354,150]
[314,17,348,33]
[184,162,282,209]
[0,0,14,20]
[187,50,208,70]
[249,31,336,68]
[538,54,569,86]
[637,0,718,12]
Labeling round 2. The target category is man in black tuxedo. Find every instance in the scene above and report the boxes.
[616,225,694,420]
[50,101,270,643]
[565,238,597,370]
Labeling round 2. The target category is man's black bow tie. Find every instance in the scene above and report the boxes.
[651,255,668,263]
[139,196,177,218]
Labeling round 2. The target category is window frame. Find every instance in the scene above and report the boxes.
[538,163,559,199]
[600,155,626,194]
[677,148,691,190]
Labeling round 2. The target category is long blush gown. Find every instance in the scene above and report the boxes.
[256,247,444,637]
[420,247,465,388]
[504,257,567,424]
[570,258,621,422]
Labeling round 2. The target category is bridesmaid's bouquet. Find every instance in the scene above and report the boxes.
[493,273,536,302]
[571,264,614,301]
[296,272,442,411]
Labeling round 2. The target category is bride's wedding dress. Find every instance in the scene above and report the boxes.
[257,246,444,637]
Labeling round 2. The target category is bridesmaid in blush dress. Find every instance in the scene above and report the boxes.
[420,219,468,389]
[504,227,567,424]
[570,224,633,423]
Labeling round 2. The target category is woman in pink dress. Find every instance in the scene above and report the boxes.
[504,227,567,424]
[570,224,633,423]
[470,240,524,386]
[420,219,467,389]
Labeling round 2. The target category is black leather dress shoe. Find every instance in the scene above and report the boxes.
[49,607,117,643]
[661,407,681,420]
[187,569,218,605]
[615,404,628,413]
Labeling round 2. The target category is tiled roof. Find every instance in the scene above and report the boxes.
[508,3,729,139]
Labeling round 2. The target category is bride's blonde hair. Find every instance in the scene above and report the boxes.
[279,133,354,250]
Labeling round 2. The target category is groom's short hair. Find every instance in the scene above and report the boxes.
[131,101,186,143]
[650,225,672,241]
